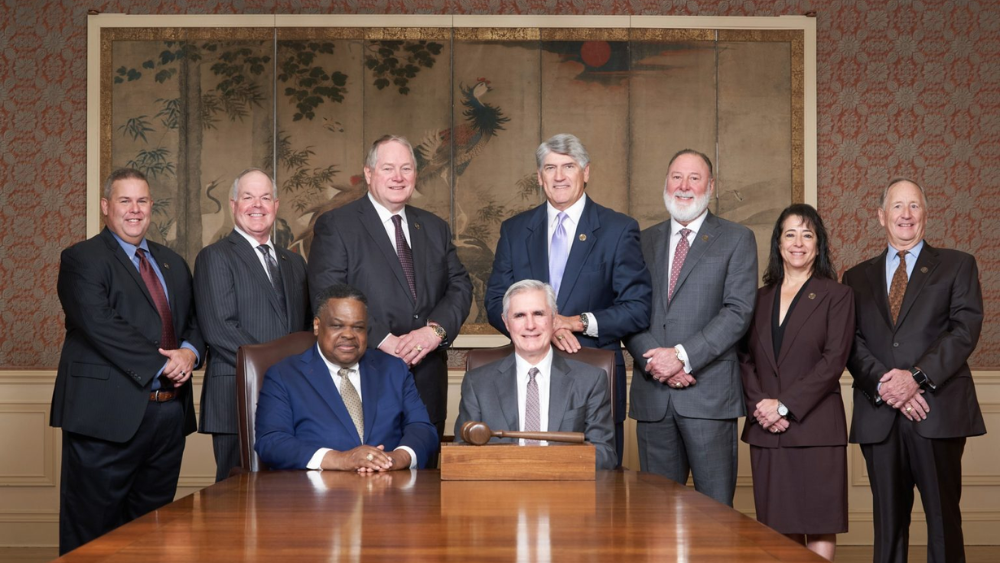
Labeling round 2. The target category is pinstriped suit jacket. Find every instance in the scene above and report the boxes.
[194,229,310,434]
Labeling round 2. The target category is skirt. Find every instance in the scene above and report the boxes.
[749,444,848,535]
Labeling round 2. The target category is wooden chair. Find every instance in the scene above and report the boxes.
[464,344,617,421]
[235,331,316,472]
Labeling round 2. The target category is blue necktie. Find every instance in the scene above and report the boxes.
[549,212,569,297]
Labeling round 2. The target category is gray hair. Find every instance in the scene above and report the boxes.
[501,279,558,319]
[230,168,277,201]
[880,177,928,209]
[667,149,714,178]
[102,168,148,199]
[365,134,417,170]
[535,133,590,170]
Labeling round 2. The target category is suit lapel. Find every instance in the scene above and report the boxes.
[227,231,286,322]
[556,198,598,310]
[895,244,939,329]
[300,347,360,446]
[548,354,572,430]
[101,229,156,311]
[668,212,720,309]
[358,354,381,444]
[407,205,428,307]
[276,247,298,330]
[492,355,521,433]
[649,222,671,316]
[357,197,414,305]
[146,241,181,326]
[754,286,779,373]
[525,205,550,283]
[864,251,893,329]
[776,280,825,367]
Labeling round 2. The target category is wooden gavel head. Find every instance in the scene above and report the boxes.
[461,421,494,445]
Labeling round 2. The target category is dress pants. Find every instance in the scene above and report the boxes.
[59,399,185,555]
[211,432,241,482]
[636,397,738,506]
[861,416,967,563]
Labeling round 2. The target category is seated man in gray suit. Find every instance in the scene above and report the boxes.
[455,279,616,470]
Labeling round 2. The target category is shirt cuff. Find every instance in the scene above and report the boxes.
[582,313,598,337]
[674,344,692,374]
[180,341,201,365]
[307,448,332,470]
[396,446,418,469]
[875,382,884,404]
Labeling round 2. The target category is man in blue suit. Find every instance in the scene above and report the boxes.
[485,134,652,465]
[255,284,438,471]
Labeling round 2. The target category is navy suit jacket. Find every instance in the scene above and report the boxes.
[255,345,438,470]
[484,196,651,351]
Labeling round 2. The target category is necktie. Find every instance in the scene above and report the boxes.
[391,215,417,300]
[257,245,287,316]
[549,212,569,297]
[136,248,177,350]
[889,250,908,324]
[524,367,541,445]
[338,368,364,441]
[668,228,692,302]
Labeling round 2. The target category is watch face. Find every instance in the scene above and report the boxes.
[778,405,788,416]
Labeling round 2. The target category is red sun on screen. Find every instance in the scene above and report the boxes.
[580,41,611,68]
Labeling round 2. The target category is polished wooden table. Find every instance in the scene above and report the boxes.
[58,470,824,562]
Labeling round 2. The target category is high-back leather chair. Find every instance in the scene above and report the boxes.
[464,344,617,421]
[236,331,317,472]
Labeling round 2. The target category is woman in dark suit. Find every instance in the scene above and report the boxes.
[739,204,854,561]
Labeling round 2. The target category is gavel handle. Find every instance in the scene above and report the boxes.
[493,430,585,443]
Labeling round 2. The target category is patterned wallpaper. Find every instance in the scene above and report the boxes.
[2,0,997,368]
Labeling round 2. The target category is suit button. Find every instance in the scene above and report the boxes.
[413,314,419,319]
[893,342,899,347]
[154,341,160,346]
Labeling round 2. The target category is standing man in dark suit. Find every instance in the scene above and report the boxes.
[484,134,651,465]
[308,135,472,457]
[844,178,985,563]
[51,168,204,554]
[194,168,310,481]
[255,284,438,471]
[456,280,617,470]
[624,149,757,506]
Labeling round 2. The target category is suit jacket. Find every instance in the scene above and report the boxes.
[51,228,204,443]
[454,352,617,470]
[254,346,438,469]
[194,229,311,434]
[843,243,985,444]
[484,196,652,351]
[308,196,472,424]
[739,278,854,447]
[624,211,758,421]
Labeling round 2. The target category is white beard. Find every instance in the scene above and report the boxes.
[663,190,711,224]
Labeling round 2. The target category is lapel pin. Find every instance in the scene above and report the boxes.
[415,222,421,230]
[701,235,709,242]
[920,266,928,273]
[579,234,587,242]
[162,262,170,269]
[808,292,816,300]
[280,254,287,261]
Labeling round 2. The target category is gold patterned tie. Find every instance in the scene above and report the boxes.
[337,368,364,441]
[888,250,908,324]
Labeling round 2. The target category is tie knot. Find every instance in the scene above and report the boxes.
[258,244,271,256]
[136,247,148,260]
[391,214,403,226]
[338,367,351,378]
[527,367,539,382]
[680,228,692,238]
[556,211,568,226]
[897,250,907,260]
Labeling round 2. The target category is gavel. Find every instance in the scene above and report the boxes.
[460,421,585,446]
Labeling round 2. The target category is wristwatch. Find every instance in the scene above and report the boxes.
[429,323,447,342]
[579,313,590,333]
[777,401,789,417]
[910,367,928,387]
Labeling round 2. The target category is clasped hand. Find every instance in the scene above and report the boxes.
[878,369,930,421]
[754,398,789,433]
[383,327,441,366]
[159,347,196,387]
[643,347,696,388]
[324,444,410,473]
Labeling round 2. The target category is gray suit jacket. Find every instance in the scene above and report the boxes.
[308,195,472,424]
[624,211,758,421]
[193,230,310,434]
[454,352,617,470]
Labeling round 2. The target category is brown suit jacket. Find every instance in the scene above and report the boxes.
[739,277,854,448]
[843,243,986,444]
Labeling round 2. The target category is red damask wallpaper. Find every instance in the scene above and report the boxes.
[2,0,998,368]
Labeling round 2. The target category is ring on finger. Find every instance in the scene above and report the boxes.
[415,345,422,352]
[366,453,374,461]
[906,406,912,412]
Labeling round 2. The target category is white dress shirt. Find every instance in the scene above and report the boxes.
[514,347,554,445]
[233,225,277,283]
[667,211,709,374]
[307,346,417,469]
[545,194,598,337]
[368,192,411,251]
